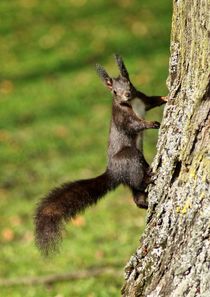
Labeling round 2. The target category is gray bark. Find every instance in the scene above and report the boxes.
[122,0,210,296]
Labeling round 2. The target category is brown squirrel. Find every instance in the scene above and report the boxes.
[34,54,167,255]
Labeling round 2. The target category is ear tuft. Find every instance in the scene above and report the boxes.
[114,54,129,80]
[96,64,113,89]
[96,64,106,79]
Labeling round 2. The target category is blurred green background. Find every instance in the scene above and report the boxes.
[0,0,171,296]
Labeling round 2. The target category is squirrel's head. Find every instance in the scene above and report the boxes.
[96,54,136,103]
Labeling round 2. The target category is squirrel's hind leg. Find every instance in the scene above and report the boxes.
[131,189,148,209]
[130,167,154,209]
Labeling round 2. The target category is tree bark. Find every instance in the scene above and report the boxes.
[122,1,210,296]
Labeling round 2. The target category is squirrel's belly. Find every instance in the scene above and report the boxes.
[131,98,146,118]
[130,98,145,151]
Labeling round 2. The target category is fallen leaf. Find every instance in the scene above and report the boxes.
[54,125,68,138]
[9,215,22,226]
[95,250,105,259]
[0,80,14,94]
[2,228,14,241]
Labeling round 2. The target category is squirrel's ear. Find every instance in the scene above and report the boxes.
[114,54,129,80]
[96,64,113,90]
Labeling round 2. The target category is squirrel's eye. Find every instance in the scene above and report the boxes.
[113,90,117,95]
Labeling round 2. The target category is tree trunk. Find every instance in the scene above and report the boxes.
[122,1,210,296]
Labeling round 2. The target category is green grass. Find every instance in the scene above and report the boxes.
[0,1,171,296]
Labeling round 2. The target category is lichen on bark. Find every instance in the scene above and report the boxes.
[122,0,210,296]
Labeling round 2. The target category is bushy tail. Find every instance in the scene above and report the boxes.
[34,170,117,256]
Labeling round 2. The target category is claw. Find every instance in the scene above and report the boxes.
[161,96,168,102]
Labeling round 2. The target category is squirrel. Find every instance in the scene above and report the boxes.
[34,54,167,256]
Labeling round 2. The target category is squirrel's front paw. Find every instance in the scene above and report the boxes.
[146,167,153,178]
[161,96,168,102]
[152,121,160,129]
[133,192,148,209]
